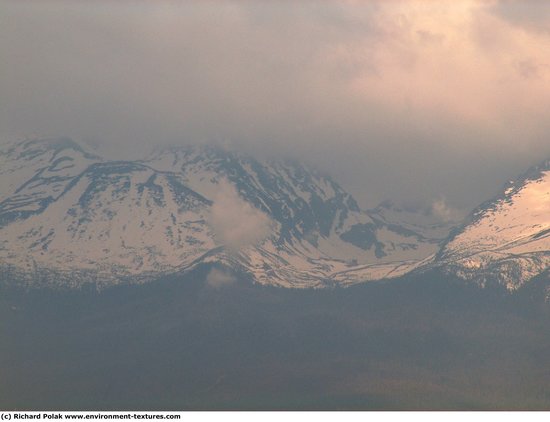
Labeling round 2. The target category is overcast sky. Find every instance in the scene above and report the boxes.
[2,0,550,211]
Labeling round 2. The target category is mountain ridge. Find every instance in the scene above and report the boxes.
[426,158,550,290]
[9,137,550,292]
[0,138,456,289]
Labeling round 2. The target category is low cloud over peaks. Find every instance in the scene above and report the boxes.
[2,1,550,210]
[431,198,464,223]
[208,180,271,251]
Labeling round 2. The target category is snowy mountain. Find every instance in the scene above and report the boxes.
[428,160,550,290]
[0,138,452,288]
[7,137,550,293]
[0,138,101,219]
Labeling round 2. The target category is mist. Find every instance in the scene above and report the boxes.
[208,179,272,250]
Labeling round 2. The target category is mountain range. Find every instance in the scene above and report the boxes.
[1,137,549,292]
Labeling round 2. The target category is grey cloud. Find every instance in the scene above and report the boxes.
[2,1,550,212]
[490,0,550,34]
[515,59,540,79]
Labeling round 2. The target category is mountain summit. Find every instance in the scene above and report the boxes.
[427,159,550,290]
[0,138,452,288]
[4,137,550,292]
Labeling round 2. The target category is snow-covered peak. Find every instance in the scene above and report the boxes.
[0,138,101,195]
[0,137,100,158]
[0,138,459,289]
[0,138,102,226]
[145,144,363,241]
[431,160,550,290]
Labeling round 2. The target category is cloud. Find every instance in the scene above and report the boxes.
[208,180,271,251]
[2,1,550,210]
[489,0,550,34]
[431,198,463,223]
[206,268,236,288]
